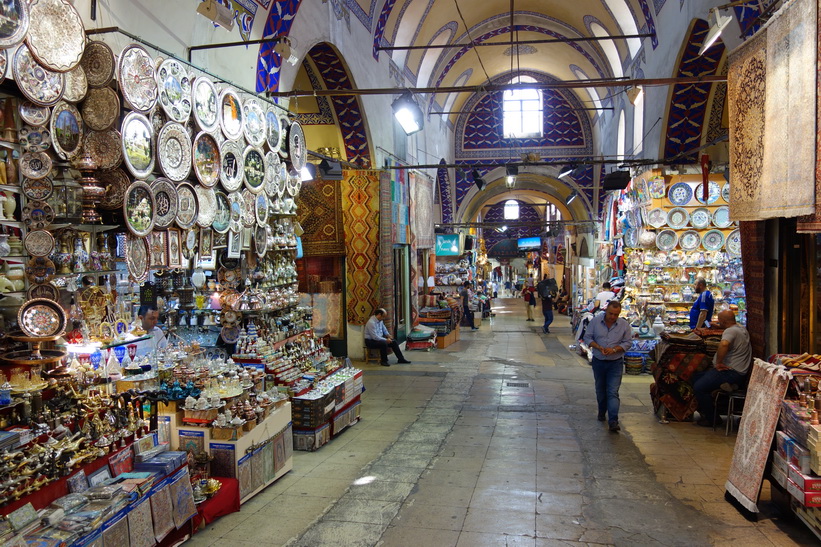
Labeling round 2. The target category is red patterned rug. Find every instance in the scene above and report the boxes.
[342,170,381,325]
[296,179,344,256]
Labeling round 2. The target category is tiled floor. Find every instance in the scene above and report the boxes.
[188,299,817,546]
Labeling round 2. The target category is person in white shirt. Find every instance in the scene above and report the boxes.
[594,282,616,310]
[364,308,410,366]
[134,305,168,357]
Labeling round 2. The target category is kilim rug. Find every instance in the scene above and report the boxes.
[760,0,817,218]
[296,178,345,256]
[380,170,395,331]
[410,172,435,249]
[726,359,791,513]
[342,170,381,325]
[798,1,821,232]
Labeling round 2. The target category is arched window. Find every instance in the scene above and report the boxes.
[504,199,520,220]
[503,76,542,138]
[632,89,644,155]
[617,110,626,160]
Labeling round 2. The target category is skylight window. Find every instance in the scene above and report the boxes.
[503,76,542,138]
[504,199,520,220]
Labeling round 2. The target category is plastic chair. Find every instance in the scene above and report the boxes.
[713,386,747,435]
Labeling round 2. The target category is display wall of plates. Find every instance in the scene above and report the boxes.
[156,58,192,123]
[121,112,155,178]
[50,101,83,159]
[13,44,64,106]
[123,181,156,237]
[26,0,86,73]
[192,76,219,133]
[193,131,220,187]
[157,122,192,181]
[119,44,158,113]
[219,88,243,140]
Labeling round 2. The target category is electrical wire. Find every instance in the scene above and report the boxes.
[453,0,492,83]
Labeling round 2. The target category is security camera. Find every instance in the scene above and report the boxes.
[197,0,235,31]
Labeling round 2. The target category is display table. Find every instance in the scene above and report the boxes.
[192,477,240,530]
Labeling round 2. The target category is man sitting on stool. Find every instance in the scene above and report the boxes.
[364,308,411,367]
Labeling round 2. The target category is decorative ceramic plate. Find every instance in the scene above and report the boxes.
[254,193,268,227]
[220,325,240,344]
[80,41,114,88]
[156,58,192,123]
[85,129,122,170]
[645,208,666,229]
[243,146,265,194]
[27,283,58,301]
[26,0,86,73]
[702,229,725,251]
[264,151,280,197]
[123,180,156,237]
[62,65,87,103]
[22,177,53,200]
[623,227,638,248]
[98,168,129,210]
[20,151,52,179]
[242,98,266,147]
[265,108,282,151]
[726,229,741,257]
[13,44,64,106]
[667,182,692,207]
[287,173,301,198]
[182,228,197,259]
[175,182,198,230]
[212,191,231,234]
[220,140,244,192]
[118,44,158,113]
[18,298,66,338]
[240,189,255,228]
[50,101,83,159]
[125,234,150,282]
[722,182,730,203]
[121,112,154,178]
[195,185,217,228]
[19,126,50,152]
[25,256,56,285]
[276,164,288,198]
[192,76,218,133]
[19,101,50,126]
[694,181,721,205]
[0,49,7,86]
[228,192,243,233]
[286,120,306,172]
[0,0,29,49]
[219,88,243,140]
[679,230,701,251]
[192,131,220,187]
[157,122,192,181]
[81,86,119,131]
[666,207,689,229]
[277,112,290,159]
[151,178,178,228]
[655,229,678,252]
[648,176,665,199]
[254,225,268,257]
[24,230,55,257]
[689,207,711,229]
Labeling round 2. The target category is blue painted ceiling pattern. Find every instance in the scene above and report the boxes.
[342,0,378,31]
[636,0,658,48]
[255,0,302,93]
[483,200,543,249]
[296,59,335,125]
[373,0,399,58]
[437,159,454,224]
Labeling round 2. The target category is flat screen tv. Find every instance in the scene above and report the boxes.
[436,234,461,256]
[517,236,541,250]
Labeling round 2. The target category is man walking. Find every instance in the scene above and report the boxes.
[364,308,411,366]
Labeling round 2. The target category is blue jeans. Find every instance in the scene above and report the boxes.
[691,368,745,419]
[591,356,623,423]
[543,309,554,332]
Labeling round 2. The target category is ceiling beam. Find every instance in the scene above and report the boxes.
[376,33,655,52]
[430,107,612,114]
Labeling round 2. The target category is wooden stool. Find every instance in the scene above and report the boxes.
[362,344,392,364]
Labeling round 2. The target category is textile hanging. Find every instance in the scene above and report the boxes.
[739,221,766,359]
[798,4,821,232]
[296,178,345,256]
[410,172,435,249]
[725,359,791,513]
[342,170,381,325]
[379,170,395,330]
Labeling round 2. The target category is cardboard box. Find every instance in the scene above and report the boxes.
[787,478,821,507]
[436,329,458,349]
[771,466,789,489]
[789,464,821,492]
[773,451,789,476]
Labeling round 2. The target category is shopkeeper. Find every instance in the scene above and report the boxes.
[689,278,714,329]
[134,304,168,357]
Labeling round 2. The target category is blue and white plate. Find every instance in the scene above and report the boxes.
[694,181,721,205]
[690,207,711,229]
[712,206,732,228]
[702,229,725,251]
[726,229,741,256]
[679,230,701,251]
[668,182,692,206]
[656,229,678,251]
[722,182,730,203]
[666,207,689,229]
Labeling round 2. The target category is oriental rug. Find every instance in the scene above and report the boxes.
[740,221,766,359]
[296,178,345,256]
[379,170,395,330]
[311,293,342,338]
[128,497,154,547]
[798,1,821,232]
[410,172,435,249]
[150,483,174,542]
[342,170,381,325]
[726,359,791,512]
[650,348,711,422]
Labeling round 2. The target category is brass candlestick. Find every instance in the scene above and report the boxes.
[74,152,104,223]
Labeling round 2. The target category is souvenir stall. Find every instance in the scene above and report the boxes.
[0,1,366,545]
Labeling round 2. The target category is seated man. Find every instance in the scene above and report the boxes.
[133,304,168,357]
[364,308,411,367]
[690,310,752,427]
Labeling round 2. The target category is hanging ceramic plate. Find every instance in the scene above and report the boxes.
[228,192,243,233]
[689,207,711,230]
[121,112,155,178]
[18,298,66,338]
[50,101,83,160]
[623,227,638,248]
[667,182,692,207]
[27,283,58,301]
[220,325,240,344]
[666,207,689,230]
[192,76,218,133]
[175,182,199,230]
[19,101,50,126]
[694,181,721,205]
[255,225,268,257]
[0,49,8,87]
[679,230,701,251]
[151,178,178,228]
[712,206,732,228]
[264,151,280,197]
[254,193,269,227]
[212,191,231,234]
[645,208,666,229]
[195,185,217,228]
[277,112,290,159]
[24,230,55,257]
[125,234,150,283]
[98,168,129,210]
[22,200,54,229]
[20,152,52,180]
[81,86,119,131]
[655,229,678,252]
[26,0,86,73]
[242,98,266,147]
[62,65,87,103]
[157,122,192,182]
[647,175,665,199]
[85,129,123,170]
[25,256,55,285]
[149,105,167,136]
[219,88,243,140]
[265,108,281,151]
[219,139,244,192]
[286,120,307,172]
[118,44,158,113]
[276,164,288,198]
[0,0,29,49]
[123,180,156,237]
[726,229,741,257]
[722,182,730,203]
[12,44,64,106]
[19,126,51,153]
[243,145,265,194]
[192,131,220,188]
[240,189,255,228]
[80,41,115,88]
[21,177,53,200]
[702,229,725,251]
[156,58,192,123]
[182,228,197,259]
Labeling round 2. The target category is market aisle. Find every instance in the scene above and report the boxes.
[188,298,816,546]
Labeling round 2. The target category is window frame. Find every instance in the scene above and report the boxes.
[502,77,543,139]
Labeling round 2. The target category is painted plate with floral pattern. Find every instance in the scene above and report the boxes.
[726,229,741,257]
[151,178,178,228]
[192,131,220,188]
[118,44,158,113]
[20,151,52,179]
[219,140,244,192]
[26,0,86,73]
[667,182,692,207]
[98,168,129,210]
[156,58,192,123]
[157,122,192,182]
[123,180,156,237]
[62,65,87,103]
[21,177,53,200]
[85,129,123,170]
[219,88,243,140]
[0,0,30,49]
[80,41,115,88]
[712,206,732,229]
[679,230,701,251]
[242,98,266,147]
[195,185,217,228]
[701,229,725,251]
[121,112,155,178]
[19,101,50,126]
[125,234,150,283]
[175,182,199,230]
[192,76,218,133]
[19,126,51,153]
[25,256,56,285]
[50,101,83,159]
[24,230,55,257]
[13,44,64,106]
[18,298,66,338]
[655,229,678,252]
[240,189,255,228]
[212,191,231,234]
[690,207,711,230]
[666,207,689,230]
[81,86,119,131]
